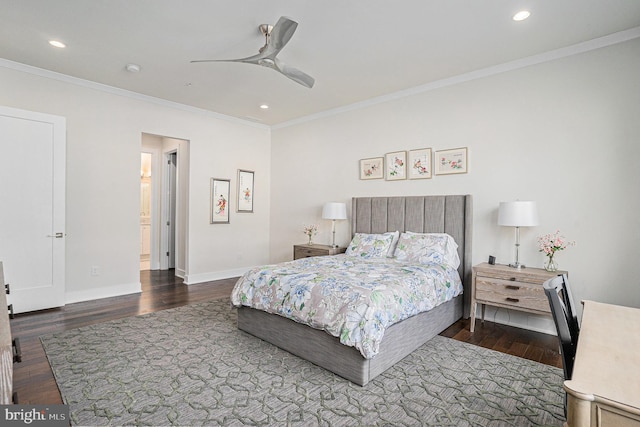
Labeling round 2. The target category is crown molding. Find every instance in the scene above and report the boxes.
[273,26,640,130]
[0,58,270,130]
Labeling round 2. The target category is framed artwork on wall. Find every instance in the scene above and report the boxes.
[210,178,230,224]
[237,169,254,213]
[385,151,407,181]
[435,147,468,175]
[359,157,384,180]
[408,148,432,179]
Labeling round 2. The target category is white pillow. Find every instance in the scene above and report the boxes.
[345,232,395,259]
[385,231,400,257]
[394,232,460,269]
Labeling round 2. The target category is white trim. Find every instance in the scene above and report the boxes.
[273,26,640,130]
[65,282,142,305]
[474,305,557,336]
[175,268,186,279]
[490,318,556,336]
[183,267,249,285]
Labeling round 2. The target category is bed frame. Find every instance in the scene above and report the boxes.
[237,195,473,386]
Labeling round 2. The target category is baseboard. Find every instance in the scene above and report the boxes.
[183,267,248,285]
[474,305,557,336]
[175,268,186,279]
[491,317,556,336]
[65,282,142,305]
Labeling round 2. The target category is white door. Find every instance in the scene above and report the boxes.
[0,106,66,313]
[162,152,177,269]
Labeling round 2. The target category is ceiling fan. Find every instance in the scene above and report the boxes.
[191,16,315,89]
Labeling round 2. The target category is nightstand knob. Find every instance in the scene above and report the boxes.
[509,277,517,281]
[506,285,520,290]
[506,297,520,303]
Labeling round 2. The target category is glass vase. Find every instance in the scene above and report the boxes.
[544,255,558,272]
[307,235,313,245]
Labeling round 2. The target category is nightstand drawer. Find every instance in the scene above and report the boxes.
[294,247,328,258]
[293,244,346,260]
[476,270,549,285]
[475,277,550,313]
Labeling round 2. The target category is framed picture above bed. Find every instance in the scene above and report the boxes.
[210,178,230,224]
[435,147,468,175]
[408,148,432,179]
[385,151,407,181]
[236,169,254,213]
[359,157,384,180]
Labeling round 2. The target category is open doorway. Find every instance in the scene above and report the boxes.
[141,133,189,279]
[140,152,152,270]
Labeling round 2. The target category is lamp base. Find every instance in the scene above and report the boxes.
[508,262,526,269]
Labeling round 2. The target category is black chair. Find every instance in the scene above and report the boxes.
[543,274,579,417]
[543,273,579,379]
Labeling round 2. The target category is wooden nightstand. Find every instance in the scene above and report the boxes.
[293,244,346,260]
[470,262,567,332]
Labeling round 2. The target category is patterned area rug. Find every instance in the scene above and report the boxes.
[41,299,565,426]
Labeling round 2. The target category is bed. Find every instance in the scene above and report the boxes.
[232,195,472,386]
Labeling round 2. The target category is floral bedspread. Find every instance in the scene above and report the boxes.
[230,254,463,359]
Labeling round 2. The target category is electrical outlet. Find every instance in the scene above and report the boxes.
[91,266,101,276]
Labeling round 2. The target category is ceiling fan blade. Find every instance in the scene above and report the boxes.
[269,16,298,52]
[191,16,314,88]
[274,58,315,88]
[191,51,264,65]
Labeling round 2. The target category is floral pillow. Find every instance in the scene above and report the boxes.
[345,232,395,259]
[394,232,460,268]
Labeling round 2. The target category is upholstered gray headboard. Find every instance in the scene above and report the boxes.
[351,195,473,317]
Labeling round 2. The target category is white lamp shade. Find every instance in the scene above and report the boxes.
[497,201,539,227]
[322,202,347,220]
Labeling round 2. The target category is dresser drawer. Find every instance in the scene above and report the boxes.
[475,277,550,313]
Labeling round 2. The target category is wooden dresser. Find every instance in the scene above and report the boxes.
[470,262,565,332]
[293,244,346,260]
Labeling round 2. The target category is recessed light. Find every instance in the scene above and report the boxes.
[259,104,269,110]
[48,40,66,48]
[513,10,531,21]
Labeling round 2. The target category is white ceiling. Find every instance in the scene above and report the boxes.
[2,1,640,126]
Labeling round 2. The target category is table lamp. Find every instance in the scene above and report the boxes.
[498,201,539,269]
[322,202,347,248]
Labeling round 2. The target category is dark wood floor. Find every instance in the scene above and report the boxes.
[10,270,562,404]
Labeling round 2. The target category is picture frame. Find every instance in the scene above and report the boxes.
[434,147,468,175]
[210,178,230,224]
[236,169,254,213]
[408,148,432,179]
[359,157,384,180]
[385,151,407,181]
